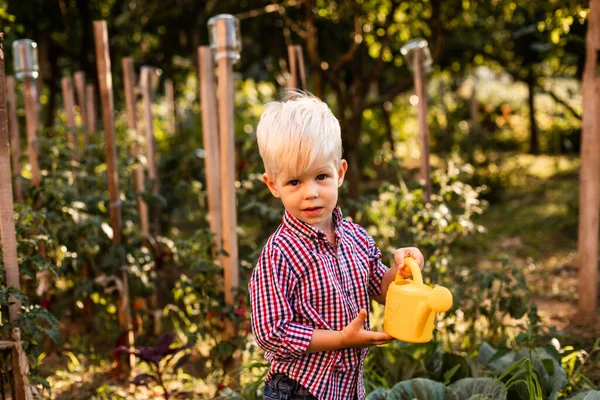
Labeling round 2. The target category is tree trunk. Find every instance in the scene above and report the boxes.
[527,67,539,154]
[577,0,600,319]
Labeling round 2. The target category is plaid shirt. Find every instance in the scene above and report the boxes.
[249,206,388,400]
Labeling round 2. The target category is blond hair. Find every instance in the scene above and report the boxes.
[256,90,342,179]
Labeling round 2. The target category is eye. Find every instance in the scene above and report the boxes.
[288,179,300,186]
[316,174,327,181]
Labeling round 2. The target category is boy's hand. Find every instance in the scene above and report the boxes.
[339,309,394,348]
[394,247,425,278]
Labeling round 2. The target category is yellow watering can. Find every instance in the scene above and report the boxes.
[384,257,453,343]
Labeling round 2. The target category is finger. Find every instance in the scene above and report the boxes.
[367,331,394,342]
[393,249,408,266]
[373,338,395,345]
[351,309,367,326]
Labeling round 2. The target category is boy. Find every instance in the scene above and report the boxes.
[249,91,424,400]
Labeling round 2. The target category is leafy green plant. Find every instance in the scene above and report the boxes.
[117,333,193,400]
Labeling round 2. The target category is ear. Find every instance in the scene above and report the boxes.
[337,159,348,187]
[262,173,280,198]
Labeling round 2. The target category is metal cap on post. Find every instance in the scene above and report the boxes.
[12,39,39,80]
[140,66,162,95]
[400,38,432,76]
[208,14,242,63]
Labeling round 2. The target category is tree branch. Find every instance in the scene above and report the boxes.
[543,87,582,120]
[332,14,363,74]
[364,79,413,111]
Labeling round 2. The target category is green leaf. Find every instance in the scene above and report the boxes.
[566,390,600,400]
[366,388,390,400]
[446,378,507,400]
[387,378,445,400]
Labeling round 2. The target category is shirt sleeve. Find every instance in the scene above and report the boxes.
[366,234,388,299]
[249,245,314,360]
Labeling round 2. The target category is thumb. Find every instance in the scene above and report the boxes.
[352,309,367,326]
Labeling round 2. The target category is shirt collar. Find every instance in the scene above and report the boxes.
[282,206,344,242]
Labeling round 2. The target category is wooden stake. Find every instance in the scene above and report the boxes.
[61,76,78,161]
[74,71,87,145]
[578,0,600,319]
[140,67,160,235]
[287,45,307,90]
[165,78,175,136]
[122,57,149,238]
[198,46,222,249]
[216,20,239,314]
[93,20,135,369]
[295,45,307,90]
[22,76,41,188]
[6,76,23,203]
[287,45,298,90]
[413,48,431,202]
[0,32,30,400]
[216,19,240,381]
[85,83,96,134]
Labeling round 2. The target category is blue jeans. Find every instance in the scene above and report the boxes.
[263,374,318,399]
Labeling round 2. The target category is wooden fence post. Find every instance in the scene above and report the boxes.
[165,78,175,136]
[61,76,78,161]
[287,45,306,90]
[85,83,96,134]
[212,15,240,384]
[287,45,297,90]
[413,48,432,202]
[93,20,135,369]
[74,71,87,145]
[198,46,222,250]
[578,0,600,319]
[0,32,32,400]
[6,75,23,203]
[122,57,149,239]
[140,66,161,235]
[21,77,41,188]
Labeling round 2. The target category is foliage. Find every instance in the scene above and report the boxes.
[364,161,487,278]
[366,377,507,400]
[116,333,193,400]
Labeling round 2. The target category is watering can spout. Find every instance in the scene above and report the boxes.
[415,286,453,337]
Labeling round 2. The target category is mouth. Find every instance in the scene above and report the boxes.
[302,207,323,216]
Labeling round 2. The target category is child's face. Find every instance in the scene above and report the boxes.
[263,154,348,234]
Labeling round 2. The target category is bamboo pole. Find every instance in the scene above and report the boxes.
[6,76,23,203]
[122,57,149,239]
[93,20,135,369]
[413,48,431,202]
[140,66,160,235]
[61,76,78,161]
[74,71,87,145]
[165,78,175,136]
[85,83,96,134]
[0,32,31,400]
[578,0,600,319]
[198,46,222,249]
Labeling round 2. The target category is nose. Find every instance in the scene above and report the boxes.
[303,181,319,199]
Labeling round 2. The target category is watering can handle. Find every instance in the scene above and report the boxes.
[394,257,424,287]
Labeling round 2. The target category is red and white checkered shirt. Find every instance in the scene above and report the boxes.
[249,206,388,400]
